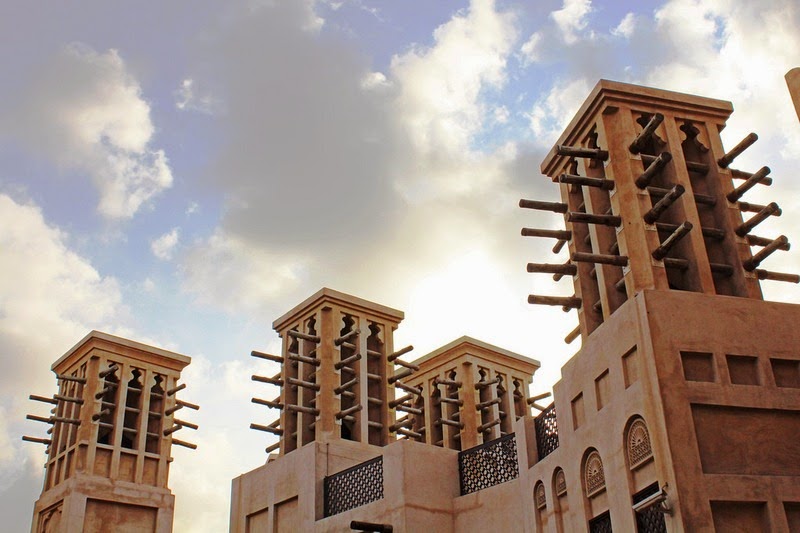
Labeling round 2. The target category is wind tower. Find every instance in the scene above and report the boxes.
[248,288,417,455]
[24,331,197,533]
[520,80,800,531]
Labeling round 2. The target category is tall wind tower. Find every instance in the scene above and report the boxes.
[521,80,800,531]
[24,331,197,533]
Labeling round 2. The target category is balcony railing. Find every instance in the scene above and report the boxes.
[324,455,384,517]
[458,433,519,495]
[535,402,559,460]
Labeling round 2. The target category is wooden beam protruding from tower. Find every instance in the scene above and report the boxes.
[636,152,672,188]
[652,222,693,260]
[629,113,664,154]
[717,132,758,168]
[735,203,781,236]
[743,236,790,271]
[727,166,770,203]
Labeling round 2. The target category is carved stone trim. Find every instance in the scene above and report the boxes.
[554,468,567,496]
[535,482,547,509]
[585,450,605,497]
[627,417,653,469]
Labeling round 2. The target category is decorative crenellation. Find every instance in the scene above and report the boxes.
[585,450,606,497]
[627,417,653,469]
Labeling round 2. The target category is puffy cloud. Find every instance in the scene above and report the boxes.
[527,77,591,145]
[551,0,593,44]
[174,78,220,115]
[389,0,518,201]
[7,44,172,219]
[151,227,181,261]
[182,230,309,314]
[0,194,123,506]
[520,31,543,66]
[612,12,636,38]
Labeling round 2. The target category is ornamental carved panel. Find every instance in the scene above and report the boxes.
[628,417,653,469]
[585,450,605,497]
[535,482,546,509]
[554,468,567,496]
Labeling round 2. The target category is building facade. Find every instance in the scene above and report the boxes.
[231,81,800,532]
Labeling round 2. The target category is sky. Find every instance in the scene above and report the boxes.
[1,0,799,530]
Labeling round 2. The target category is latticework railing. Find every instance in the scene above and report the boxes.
[535,402,559,460]
[324,455,384,517]
[458,433,519,495]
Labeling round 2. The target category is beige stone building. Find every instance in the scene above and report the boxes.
[25,79,800,532]
[231,81,800,532]
[25,331,197,532]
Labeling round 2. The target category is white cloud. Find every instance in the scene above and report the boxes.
[551,0,593,45]
[9,44,172,219]
[493,105,510,124]
[0,194,123,491]
[612,12,636,38]
[520,32,543,66]
[360,71,391,90]
[527,77,591,145]
[181,230,309,313]
[151,227,181,261]
[389,0,518,200]
[175,78,220,114]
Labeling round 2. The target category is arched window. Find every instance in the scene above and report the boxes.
[626,416,653,469]
[584,449,606,497]
[534,481,547,510]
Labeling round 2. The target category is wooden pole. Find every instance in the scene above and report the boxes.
[652,221,693,260]
[636,152,672,188]
[556,145,609,160]
[519,199,568,213]
[743,235,789,271]
[527,262,577,275]
[334,329,360,346]
[564,325,580,344]
[250,423,283,435]
[29,395,58,405]
[629,113,665,154]
[558,173,615,190]
[566,212,622,227]
[727,166,770,202]
[755,269,800,283]
[287,330,320,343]
[644,184,685,224]
[55,374,87,384]
[286,404,320,416]
[648,186,714,206]
[735,202,781,236]
[388,368,414,385]
[731,168,772,186]
[251,350,283,363]
[747,234,790,250]
[656,222,724,240]
[718,132,758,168]
[335,352,362,369]
[252,375,284,387]
[287,377,320,391]
[571,252,629,267]
[387,345,413,362]
[521,228,572,240]
[22,436,52,445]
[528,295,582,309]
